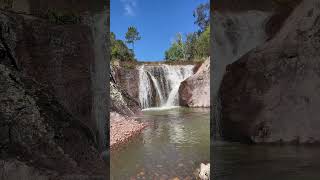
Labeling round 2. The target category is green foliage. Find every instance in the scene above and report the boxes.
[46,9,81,24]
[193,3,210,32]
[165,33,186,61]
[185,32,198,60]
[165,42,184,61]
[111,32,135,62]
[165,2,210,62]
[194,26,210,58]
[165,26,210,62]
[125,26,141,51]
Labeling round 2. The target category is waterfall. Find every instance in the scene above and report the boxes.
[138,65,152,108]
[149,73,165,105]
[138,64,194,109]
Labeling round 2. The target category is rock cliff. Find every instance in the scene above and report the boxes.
[219,0,320,144]
[0,8,107,179]
[112,63,140,103]
[0,64,106,179]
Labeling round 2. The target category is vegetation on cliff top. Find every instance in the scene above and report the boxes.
[165,2,210,62]
[111,26,141,63]
[125,26,141,52]
[111,32,136,62]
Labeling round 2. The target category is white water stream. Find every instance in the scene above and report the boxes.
[138,64,194,109]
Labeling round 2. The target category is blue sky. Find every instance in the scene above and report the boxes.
[111,0,208,61]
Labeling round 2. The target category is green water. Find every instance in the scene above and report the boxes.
[110,107,210,179]
[213,140,320,180]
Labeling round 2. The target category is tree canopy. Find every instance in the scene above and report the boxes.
[193,3,210,32]
[164,2,210,62]
[125,26,141,51]
[111,32,135,61]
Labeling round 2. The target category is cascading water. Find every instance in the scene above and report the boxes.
[138,65,153,108]
[138,64,194,109]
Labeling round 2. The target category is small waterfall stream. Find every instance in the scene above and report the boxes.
[138,64,194,109]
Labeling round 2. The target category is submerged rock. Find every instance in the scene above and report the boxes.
[179,58,210,108]
[220,0,320,144]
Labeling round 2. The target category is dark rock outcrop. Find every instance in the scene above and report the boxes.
[220,0,320,144]
[0,64,106,179]
[0,0,105,16]
[179,58,210,107]
[0,8,107,179]
[0,9,108,148]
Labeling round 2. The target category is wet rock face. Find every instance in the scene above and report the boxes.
[220,0,320,144]
[0,10,99,137]
[0,64,107,178]
[179,59,210,108]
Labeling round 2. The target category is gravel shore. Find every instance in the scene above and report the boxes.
[110,112,146,150]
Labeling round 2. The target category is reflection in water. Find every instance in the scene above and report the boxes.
[110,108,210,179]
[213,140,320,180]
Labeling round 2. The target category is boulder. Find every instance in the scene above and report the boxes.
[179,59,210,107]
[219,0,320,144]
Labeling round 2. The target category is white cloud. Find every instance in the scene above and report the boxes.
[120,0,137,16]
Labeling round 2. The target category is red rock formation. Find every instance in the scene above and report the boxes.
[179,58,210,108]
